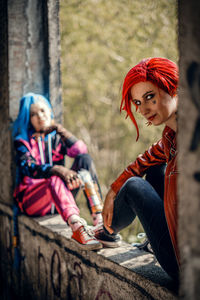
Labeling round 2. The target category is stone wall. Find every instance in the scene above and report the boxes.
[0,0,12,205]
[0,203,177,300]
[178,1,200,299]
[8,0,62,122]
[0,0,62,203]
[1,0,200,298]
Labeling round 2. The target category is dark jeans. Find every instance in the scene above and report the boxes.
[111,164,179,280]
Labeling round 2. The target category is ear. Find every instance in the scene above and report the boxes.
[172,94,178,102]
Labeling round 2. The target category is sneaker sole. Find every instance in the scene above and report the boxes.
[72,238,103,251]
[97,239,121,248]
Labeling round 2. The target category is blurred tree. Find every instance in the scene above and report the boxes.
[60,0,178,242]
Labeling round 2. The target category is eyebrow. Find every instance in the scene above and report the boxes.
[132,90,154,102]
[142,90,154,98]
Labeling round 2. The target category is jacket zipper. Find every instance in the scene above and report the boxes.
[165,171,180,267]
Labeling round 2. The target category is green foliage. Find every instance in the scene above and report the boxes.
[60,0,178,241]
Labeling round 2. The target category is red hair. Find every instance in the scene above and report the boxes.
[121,57,179,140]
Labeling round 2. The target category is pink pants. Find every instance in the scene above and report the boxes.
[20,176,80,222]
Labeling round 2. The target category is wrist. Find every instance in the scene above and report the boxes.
[50,165,63,175]
[108,188,116,198]
[55,124,73,140]
[53,123,61,132]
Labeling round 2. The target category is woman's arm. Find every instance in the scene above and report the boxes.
[15,141,82,189]
[102,188,116,233]
[102,139,166,231]
[35,123,88,157]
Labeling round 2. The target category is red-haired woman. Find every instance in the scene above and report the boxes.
[95,57,179,281]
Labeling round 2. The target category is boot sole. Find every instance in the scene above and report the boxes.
[97,239,121,248]
[72,238,103,251]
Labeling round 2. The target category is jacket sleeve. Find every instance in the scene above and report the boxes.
[66,140,88,158]
[55,124,88,157]
[111,139,167,194]
[15,141,52,179]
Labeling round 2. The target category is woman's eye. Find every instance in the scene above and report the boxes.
[146,93,154,101]
[30,113,36,117]
[133,100,141,106]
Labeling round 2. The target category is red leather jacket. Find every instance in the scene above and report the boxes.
[111,126,179,263]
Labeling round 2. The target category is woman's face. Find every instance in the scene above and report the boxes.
[130,81,178,130]
[30,101,52,132]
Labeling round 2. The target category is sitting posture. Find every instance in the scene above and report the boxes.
[95,57,180,281]
[13,93,103,250]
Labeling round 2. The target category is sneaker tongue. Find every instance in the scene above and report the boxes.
[81,225,94,237]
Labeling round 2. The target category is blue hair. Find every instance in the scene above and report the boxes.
[13,93,54,142]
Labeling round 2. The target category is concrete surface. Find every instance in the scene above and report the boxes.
[178,1,200,299]
[0,202,178,300]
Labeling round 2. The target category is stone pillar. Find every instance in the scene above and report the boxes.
[178,1,200,299]
[0,0,12,205]
[0,0,62,206]
[8,0,62,122]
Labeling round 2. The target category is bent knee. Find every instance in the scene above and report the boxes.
[123,176,144,191]
[76,153,91,159]
[74,153,93,169]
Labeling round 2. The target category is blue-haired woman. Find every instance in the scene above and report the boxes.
[13,93,103,250]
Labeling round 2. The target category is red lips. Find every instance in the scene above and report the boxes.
[148,114,156,121]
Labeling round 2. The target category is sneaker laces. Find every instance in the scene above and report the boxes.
[78,218,95,237]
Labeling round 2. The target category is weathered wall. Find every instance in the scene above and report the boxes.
[0,0,62,205]
[0,0,12,205]
[178,1,200,299]
[0,203,177,300]
[1,0,200,298]
[8,0,62,122]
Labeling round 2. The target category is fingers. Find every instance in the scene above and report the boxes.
[32,125,56,140]
[65,172,81,190]
[102,188,116,234]
[103,211,114,234]
[107,210,113,228]
[41,125,55,135]
[105,224,114,234]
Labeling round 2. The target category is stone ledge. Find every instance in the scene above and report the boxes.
[35,214,178,295]
[0,202,178,299]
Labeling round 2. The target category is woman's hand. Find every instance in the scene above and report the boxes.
[32,123,74,142]
[102,188,116,234]
[51,165,82,190]
[32,122,57,140]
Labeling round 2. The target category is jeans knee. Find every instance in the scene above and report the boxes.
[124,177,144,193]
[75,153,92,164]
[116,177,145,212]
[72,153,94,173]
[122,177,149,205]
